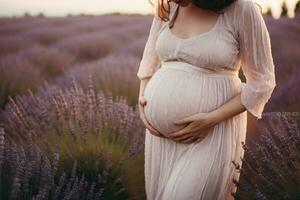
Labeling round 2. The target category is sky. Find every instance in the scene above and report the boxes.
[0,0,154,17]
[0,0,298,18]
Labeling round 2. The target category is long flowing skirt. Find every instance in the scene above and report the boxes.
[143,61,247,200]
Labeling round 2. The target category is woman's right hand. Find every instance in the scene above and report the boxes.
[138,95,167,138]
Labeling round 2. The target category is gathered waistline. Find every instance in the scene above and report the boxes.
[161,61,239,78]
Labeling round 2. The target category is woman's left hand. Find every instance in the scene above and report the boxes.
[166,112,221,144]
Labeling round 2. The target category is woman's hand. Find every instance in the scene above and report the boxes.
[138,95,167,138]
[167,92,248,144]
[167,112,221,144]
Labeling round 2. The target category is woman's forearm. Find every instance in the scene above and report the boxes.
[209,92,248,123]
[139,78,150,97]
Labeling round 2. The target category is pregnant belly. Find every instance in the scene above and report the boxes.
[143,67,240,136]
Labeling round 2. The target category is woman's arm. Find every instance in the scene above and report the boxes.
[237,0,277,120]
[137,3,178,138]
[211,0,277,122]
[137,11,164,102]
[208,93,246,124]
[137,10,165,81]
[138,78,149,96]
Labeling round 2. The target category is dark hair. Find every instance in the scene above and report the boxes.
[192,0,237,12]
[147,0,237,22]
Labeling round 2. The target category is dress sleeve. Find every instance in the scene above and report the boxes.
[237,0,277,120]
[136,8,165,80]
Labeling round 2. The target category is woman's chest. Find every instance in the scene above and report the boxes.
[155,24,241,70]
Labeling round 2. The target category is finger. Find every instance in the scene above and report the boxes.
[174,117,192,125]
[150,129,167,138]
[142,116,165,137]
[168,125,191,138]
[139,106,166,138]
[148,126,163,136]
[179,136,198,144]
[195,130,210,143]
[172,133,195,142]
[141,117,158,135]
[148,130,162,137]
[168,131,189,139]
[175,130,204,142]
[140,107,153,128]
[168,128,194,139]
[195,138,202,143]
[154,130,166,138]
[146,124,161,136]
[186,137,199,144]
[196,137,205,143]
[146,122,161,135]
[145,122,164,137]
[150,131,166,138]
[174,129,208,143]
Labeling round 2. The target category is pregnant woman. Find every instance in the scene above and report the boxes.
[137,0,276,199]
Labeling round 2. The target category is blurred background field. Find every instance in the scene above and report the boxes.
[0,0,299,199]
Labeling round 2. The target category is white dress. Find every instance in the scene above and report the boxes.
[137,0,276,199]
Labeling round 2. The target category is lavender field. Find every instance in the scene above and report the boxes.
[0,10,299,199]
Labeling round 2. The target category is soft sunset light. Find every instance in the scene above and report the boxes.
[0,0,299,18]
[0,0,153,17]
[256,0,299,18]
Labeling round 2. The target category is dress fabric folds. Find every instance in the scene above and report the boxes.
[137,0,276,199]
